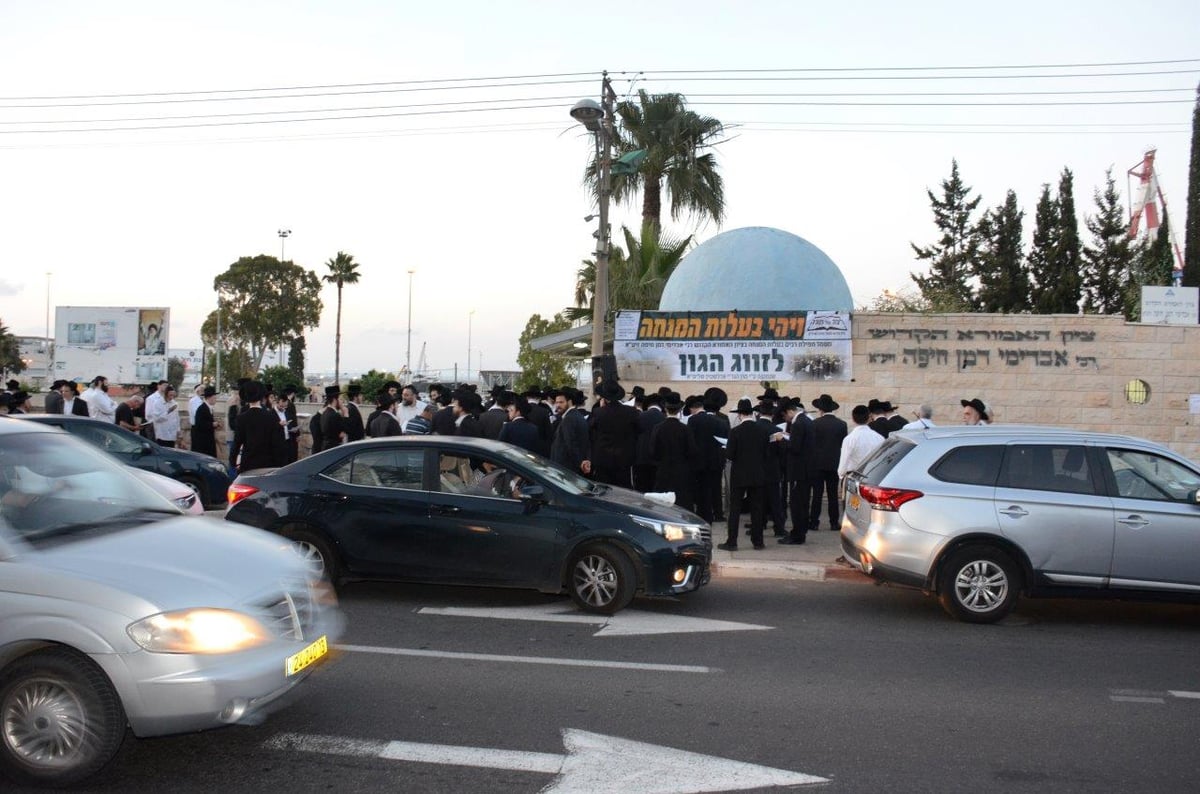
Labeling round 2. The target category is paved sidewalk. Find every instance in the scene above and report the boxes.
[708,522,862,582]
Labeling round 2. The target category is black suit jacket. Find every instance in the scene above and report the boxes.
[190,401,218,457]
[478,407,508,441]
[232,406,286,472]
[886,415,908,434]
[868,417,891,439]
[785,412,815,482]
[432,405,457,435]
[651,417,697,494]
[726,418,771,487]
[64,399,89,417]
[811,413,849,472]
[687,411,725,473]
[345,402,366,442]
[588,401,640,470]
[635,407,665,466]
[527,403,552,448]
[499,416,543,455]
[754,417,785,483]
[550,408,589,472]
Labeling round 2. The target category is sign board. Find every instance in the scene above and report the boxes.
[54,306,169,385]
[1141,286,1198,325]
[614,310,853,382]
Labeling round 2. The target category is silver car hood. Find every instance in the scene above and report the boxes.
[31,517,305,614]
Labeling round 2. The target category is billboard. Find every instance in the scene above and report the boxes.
[614,310,853,382]
[54,306,169,385]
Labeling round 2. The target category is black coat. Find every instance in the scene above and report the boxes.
[308,412,323,453]
[320,407,346,449]
[886,414,908,434]
[754,417,785,483]
[868,417,891,439]
[588,401,640,470]
[785,412,815,482]
[527,402,553,448]
[499,416,543,455]
[63,398,89,417]
[810,413,849,472]
[477,407,509,441]
[345,402,366,442]
[232,406,286,472]
[550,408,589,472]
[635,407,665,466]
[432,405,457,435]
[190,401,218,457]
[651,417,697,495]
[368,412,402,437]
[726,417,772,488]
[687,411,726,473]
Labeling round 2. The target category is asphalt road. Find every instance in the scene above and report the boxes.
[16,576,1200,793]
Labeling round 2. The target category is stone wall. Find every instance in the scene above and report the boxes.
[694,312,1200,461]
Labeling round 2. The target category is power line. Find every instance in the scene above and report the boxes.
[643,57,1200,73]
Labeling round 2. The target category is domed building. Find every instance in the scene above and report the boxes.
[658,226,853,311]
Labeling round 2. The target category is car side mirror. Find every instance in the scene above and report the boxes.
[139,442,154,456]
[518,484,547,511]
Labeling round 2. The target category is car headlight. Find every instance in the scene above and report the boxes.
[128,609,270,654]
[632,516,703,542]
[204,461,228,473]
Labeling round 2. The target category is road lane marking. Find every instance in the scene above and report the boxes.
[1109,696,1165,703]
[1168,690,1200,699]
[335,644,718,673]
[418,604,773,637]
[265,730,829,792]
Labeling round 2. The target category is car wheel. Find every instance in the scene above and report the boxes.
[0,648,126,787]
[285,529,341,584]
[938,545,1021,624]
[568,544,636,615]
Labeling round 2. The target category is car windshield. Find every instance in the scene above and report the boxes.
[490,445,599,495]
[0,430,178,548]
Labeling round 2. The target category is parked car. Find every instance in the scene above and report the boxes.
[16,415,231,509]
[840,425,1200,623]
[129,467,206,515]
[224,436,712,614]
[0,419,341,786]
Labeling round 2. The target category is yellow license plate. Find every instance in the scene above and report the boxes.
[849,493,861,510]
[286,635,328,676]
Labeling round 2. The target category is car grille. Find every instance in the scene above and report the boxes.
[699,525,713,546]
[257,582,320,642]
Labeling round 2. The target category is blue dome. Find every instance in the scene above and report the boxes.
[658,227,853,311]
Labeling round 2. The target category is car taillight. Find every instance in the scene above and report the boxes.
[857,483,923,511]
[227,483,260,506]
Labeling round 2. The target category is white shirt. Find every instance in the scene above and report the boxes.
[188,394,204,424]
[838,424,886,479]
[902,418,936,431]
[146,391,180,441]
[81,386,117,423]
[396,399,427,430]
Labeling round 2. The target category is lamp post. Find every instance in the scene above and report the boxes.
[570,72,617,362]
[277,228,291,262]
[406,269,415,375]
[466,309,475,384]
[44,272,52,381]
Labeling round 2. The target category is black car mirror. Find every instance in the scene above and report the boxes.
[518,483,547,503]
[139,442,155,456]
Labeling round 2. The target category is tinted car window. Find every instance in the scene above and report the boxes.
[1106,448,1200,502]
[326,449,423,490]
[930,445,1004,486]
[74,422,144,454]
[1000,444,1097,495]
[859,436,916,484]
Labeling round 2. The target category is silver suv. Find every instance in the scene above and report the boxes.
[840,426,1200,623]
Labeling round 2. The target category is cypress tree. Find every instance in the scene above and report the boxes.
[1082,168,1133,315]
[1027,184,1059,313]
[1183,82,1200,289]
[1143,208,1176,287]
[910,159,981,311]
[974,190,1029,312]
[1048,168,1083,313]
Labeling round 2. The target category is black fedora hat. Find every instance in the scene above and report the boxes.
[733,398,755,415]
[812,394,839,412]
[756,387,780,402]
[323,385,341,399]
[960,398,990,421]
[598,380,626,402]
[703,387,728,408]
[202,385,217,398]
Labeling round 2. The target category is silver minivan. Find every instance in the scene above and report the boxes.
[840,426,1200,623]
[0,419,341,786]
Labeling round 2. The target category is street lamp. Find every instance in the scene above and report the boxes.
[278,228,291,262]
[44,272,52,380]
[406,269,415,375]
[466,309,475,384]
[570,74,617,361]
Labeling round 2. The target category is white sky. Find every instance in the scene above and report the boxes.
[1,1,1196,378]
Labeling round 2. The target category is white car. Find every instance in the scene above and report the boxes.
[0,419,342,787]
[129,467,206,515]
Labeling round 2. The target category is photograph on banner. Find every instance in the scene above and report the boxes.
[138,308,167,355]
[614,310,852,382]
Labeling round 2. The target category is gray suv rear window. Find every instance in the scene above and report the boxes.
[999,444,1098,495]
[930,445,1004,486]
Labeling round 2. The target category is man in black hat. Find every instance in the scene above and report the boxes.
[368,393,402,437]
[499,399,542,454]
[550,387,589,474]
[808,394,848,532]
[780,398,814,545]
[754,402,789,537]
[522,387,553,450]
[722,399,771,550]
[452,389,483,437]
[961,397,991,425]
[867,399,891,439]
[586,380,640,488]
[190,386,220,458]
[431,389,456,435]
[6,391,30,414]
[231,381,286,472]
[319,386,347,450]
[343,384,366,442]
[43,380,66,415]
[57,380,90,416]
[703,387,731,522]
[688,391,727,524]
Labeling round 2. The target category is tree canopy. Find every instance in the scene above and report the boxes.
[212,255,323,374]
[0,319,26,379]
[516,313,575,391]
[567,223,691,322]
[910,159,981,311]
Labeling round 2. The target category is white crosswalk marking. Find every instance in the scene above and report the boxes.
[1108,688,1200,704]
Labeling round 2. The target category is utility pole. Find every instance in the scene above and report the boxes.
[406,269,415,375]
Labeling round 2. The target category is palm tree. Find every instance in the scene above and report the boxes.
[586,90,726,234]
[566,224,692,322]
[322,252,361,386]
[0,319,25,381]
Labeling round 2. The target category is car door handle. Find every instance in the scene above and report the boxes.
[431,504,460,515]
[1117,515,1150,528]
[999,506,1029,518]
